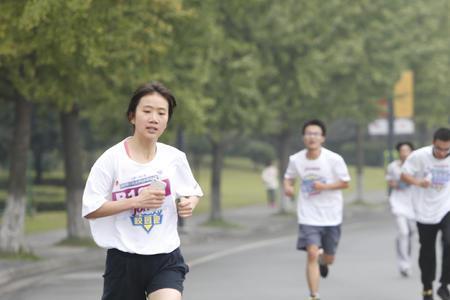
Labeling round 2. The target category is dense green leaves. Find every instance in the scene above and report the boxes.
[1,0,446,147]
[0,0,448,223]
[0,0,187,108]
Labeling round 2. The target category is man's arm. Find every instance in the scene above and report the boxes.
[313,180,349,191]
[400,173,431,188]
[283,178,296,198]
[387,180,398,189]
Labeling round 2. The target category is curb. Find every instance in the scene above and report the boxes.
[0,248,104,294]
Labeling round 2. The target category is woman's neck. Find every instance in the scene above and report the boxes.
[127,135,157,163]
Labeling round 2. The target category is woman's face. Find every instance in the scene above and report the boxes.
[130,93,169,141]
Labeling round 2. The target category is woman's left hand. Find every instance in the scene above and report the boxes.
[177,196,199,218]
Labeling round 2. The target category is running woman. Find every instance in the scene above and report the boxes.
[82,82,203,300]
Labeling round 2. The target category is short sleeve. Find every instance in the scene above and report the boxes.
[333,155,351,182]
[284,156,299,179]
[385,162,395,181]
[82,153,114,217]
[171,153,203,199]
[401,152,419,176]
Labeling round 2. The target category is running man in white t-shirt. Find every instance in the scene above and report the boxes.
[385,141,415,277]
[401,127,450,300]
[82,82,203,300]
[284,119,350,300]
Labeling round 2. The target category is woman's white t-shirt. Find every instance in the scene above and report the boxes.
[284,148,351,226]
[82,139,203,255]
[401,145,450,224]
[386,160,415,219]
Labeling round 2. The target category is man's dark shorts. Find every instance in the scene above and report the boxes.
[102,247,189,300]
[297,224,341,255]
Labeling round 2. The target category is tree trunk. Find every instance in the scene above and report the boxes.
[0,97,32,252]
[33,147,43,184]
[355,122,365,203]
[209,140,224,221]
[192,154,202,179]
[60,105,89,239]
[276,129,291,214]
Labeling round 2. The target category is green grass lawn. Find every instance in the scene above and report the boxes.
[347,166,386,193]
[0,211,67,235]
[24,211,67,234]
[0,159,386,235]
[194,157,265,214]
[195,162,385,213]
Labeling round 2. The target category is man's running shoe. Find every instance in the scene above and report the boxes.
[318,250,328,278]
[437,285,450,300]
[423,289,434,300]
[400,269,410,278]
[319,263,329,278]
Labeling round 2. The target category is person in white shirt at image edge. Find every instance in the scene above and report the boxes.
[283,119,350,300]
[82,82,203,300]
[261,159,279,208]
[386,141,416,278]
[401,127,450,300]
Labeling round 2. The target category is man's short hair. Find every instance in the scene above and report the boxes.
[302,119,327,136]
[433,127,450,142]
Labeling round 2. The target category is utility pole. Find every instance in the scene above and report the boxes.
[386,97,395,196]
[387,97,395,163]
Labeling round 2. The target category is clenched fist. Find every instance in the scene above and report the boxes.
[134,186,166,210]
[177,196,199,218]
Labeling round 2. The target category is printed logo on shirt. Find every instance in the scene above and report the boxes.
[112,178,171,201]
[301,174,326,197]
[130,209,163,233]
[119,175,159,189]
[429,166,450,191]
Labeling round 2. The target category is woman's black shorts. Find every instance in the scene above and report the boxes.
[101,248,189,300]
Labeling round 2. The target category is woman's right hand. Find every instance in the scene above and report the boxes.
[134,187,166,209]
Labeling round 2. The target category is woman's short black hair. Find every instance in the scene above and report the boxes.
[126,81,177,122]
[395,141,414,152]
[302,119,327,136]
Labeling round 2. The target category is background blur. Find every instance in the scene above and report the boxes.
[0,0,449,253]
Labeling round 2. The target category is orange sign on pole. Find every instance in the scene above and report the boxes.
[393,70,414,118]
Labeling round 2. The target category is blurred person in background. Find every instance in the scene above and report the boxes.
[261,159,279,208]
[386,141,416,278]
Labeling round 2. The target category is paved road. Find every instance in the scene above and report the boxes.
[2,210,431,300]
[185,220,421,300]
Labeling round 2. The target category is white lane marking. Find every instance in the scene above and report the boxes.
[187,235,294,267]
[186,221,378,268]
